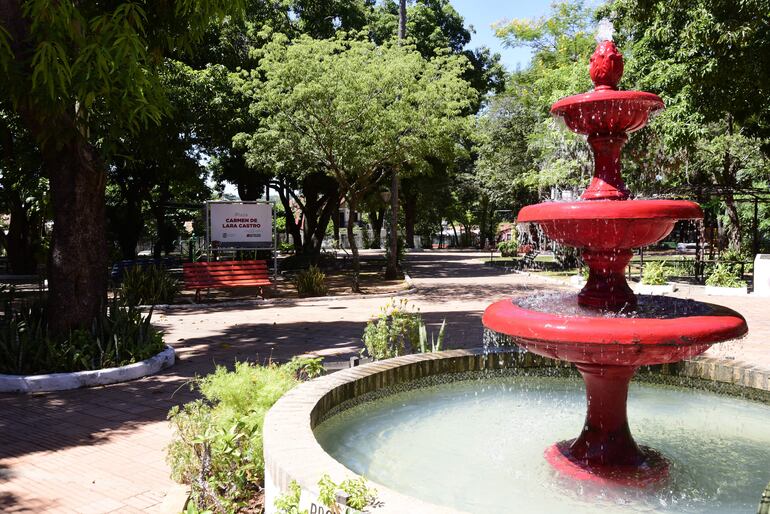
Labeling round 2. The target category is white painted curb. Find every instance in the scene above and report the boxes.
[705,285,749,297]
[0,345,176,393]
[635,283,676,295]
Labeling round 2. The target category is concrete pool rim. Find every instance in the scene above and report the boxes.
[263,349,770,513]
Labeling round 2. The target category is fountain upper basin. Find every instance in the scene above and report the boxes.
[482,298,747,367]
[518,199,702,250]
[551,89,664,135]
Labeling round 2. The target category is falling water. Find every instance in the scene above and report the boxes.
[482,327,525,368]
[515,292,713,319]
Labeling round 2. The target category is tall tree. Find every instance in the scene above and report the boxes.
[0,1,242,332]
[242,35,474,290]
[385,0,407,279]
[607,0,770,250]
[370,0,506,249]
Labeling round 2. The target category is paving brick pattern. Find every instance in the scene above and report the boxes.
[1,251,768,512]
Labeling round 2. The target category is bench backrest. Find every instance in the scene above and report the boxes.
[111,256,181,282]
[183,260,271,286]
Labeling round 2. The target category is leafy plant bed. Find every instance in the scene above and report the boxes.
[167,357,324,513]
[0,345,175,393]
[0,294,167,375]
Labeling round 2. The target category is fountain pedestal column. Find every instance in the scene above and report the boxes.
[582,134,629,201]
[579,248,635,310]
[544,363,669,486]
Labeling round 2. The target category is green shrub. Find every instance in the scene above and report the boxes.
[0,296,165,375]
[167,362,298,512]
[361,298,421,360]
[283,355,325,381]
[673,257,696,277]
[706,263,746,288]
[641,261,669,285]
[274,481,306,514]
[719,248,752,275]
[279,241,296,253]
[120,264,180,306]
[294,265,328,297]
[361,299,447,360]
[418,319,445,353]
[274,475,377,514]
[497,241,517,257]
[318,474,377,512]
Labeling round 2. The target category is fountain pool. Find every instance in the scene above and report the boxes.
[315,372,770,514]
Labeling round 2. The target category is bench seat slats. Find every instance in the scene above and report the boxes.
[184,270,270,279]
[186,280,272,288]
[182,260,273,300]
[184,262,268,268]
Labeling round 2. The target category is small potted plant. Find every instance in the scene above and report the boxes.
[705,263,748,296]
[636,261,676,294]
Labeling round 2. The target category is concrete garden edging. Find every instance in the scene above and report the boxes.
[0,345,175,393]
[705,285,749,296]
[635,283,676,295]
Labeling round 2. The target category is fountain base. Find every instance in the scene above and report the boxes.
[545,441,669,488]
[544,363,671,487]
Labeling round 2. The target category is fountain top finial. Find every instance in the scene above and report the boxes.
[590,20,623,91]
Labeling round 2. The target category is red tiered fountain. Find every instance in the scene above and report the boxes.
[482,31,748,487]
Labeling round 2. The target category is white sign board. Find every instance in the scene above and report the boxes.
[207,201,273,248]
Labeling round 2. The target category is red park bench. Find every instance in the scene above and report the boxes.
[183,260,272,302]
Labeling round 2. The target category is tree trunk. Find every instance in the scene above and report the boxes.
[369,209,385,248]
[346,197,361,293]
[109,180,144,260]
[398,0,407,40]
[721,114,741,252]
[385,170,399,279]
[46,139,108,334]
[450,221,459,247]
[724,194,741,251]
[276,182,303,251]
[311,194,338,258]
[479,194,491,248]
[403,193,417,249]
[116,196,143,259]
[333,211,340,247]
[151,183,170,259]
[6,191,38,274]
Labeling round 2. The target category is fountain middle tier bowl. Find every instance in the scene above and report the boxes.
[517,199,702,250]
[482,297,747,367]
[551,89,664,135]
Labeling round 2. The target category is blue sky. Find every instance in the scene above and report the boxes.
[450,0,555,71]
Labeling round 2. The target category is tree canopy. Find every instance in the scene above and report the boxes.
[239,33,475,287]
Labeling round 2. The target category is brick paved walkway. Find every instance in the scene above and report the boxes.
[1,251,768,512]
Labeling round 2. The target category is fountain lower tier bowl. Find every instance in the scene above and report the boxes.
[482,297,747,486]
[551,89,664,135]
[482,298,746,366]
[517,199,703,250]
